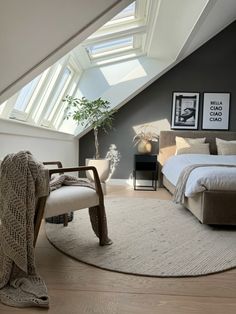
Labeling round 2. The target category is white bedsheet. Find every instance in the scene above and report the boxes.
[162,154,236,197]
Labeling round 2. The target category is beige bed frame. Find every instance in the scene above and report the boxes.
[158,130,236,225]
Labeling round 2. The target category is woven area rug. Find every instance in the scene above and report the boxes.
[45,197,236,277]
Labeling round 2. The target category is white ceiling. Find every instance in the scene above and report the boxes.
[147,0,236,63]
[178,0,236,60]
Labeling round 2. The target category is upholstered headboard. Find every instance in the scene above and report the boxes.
[158,130,236,185]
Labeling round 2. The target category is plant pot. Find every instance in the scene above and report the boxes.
[85,158,110,182]
[137,140,152,154]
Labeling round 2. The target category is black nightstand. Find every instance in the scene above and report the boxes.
[133,154,158,191]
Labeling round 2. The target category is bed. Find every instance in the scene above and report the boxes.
[158,130,236,225]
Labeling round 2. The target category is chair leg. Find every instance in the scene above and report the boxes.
[34,196,47,247]
[63,213,68,227]
[89,205,112,246]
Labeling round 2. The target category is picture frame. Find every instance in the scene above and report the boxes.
[171,92,199,129]
[202,92,230,130]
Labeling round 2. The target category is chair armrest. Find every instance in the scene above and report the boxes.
[43,161,63,168]
[48,166,104,204]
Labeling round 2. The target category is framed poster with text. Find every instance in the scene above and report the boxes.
[202,93,230,130]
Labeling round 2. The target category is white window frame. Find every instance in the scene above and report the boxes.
[40,56,81,129]
[86,35,134,60]
[40,66,73,126]
[82,0,148,67]
[104,1,136,27]
[9,72,47,121]
[0,55,83,132]
[53,73,80,130]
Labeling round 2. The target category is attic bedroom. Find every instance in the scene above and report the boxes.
[0,0,236,313]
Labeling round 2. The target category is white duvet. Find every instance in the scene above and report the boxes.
[162,154,236,197]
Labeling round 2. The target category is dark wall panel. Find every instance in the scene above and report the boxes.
[79,21,236,179]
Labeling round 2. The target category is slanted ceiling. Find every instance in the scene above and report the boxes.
[0,0,133,103]
[1,0,236,137]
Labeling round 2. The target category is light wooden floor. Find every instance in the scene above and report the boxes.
[1,184,236,314]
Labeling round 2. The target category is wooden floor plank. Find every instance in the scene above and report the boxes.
[0,290,236,314]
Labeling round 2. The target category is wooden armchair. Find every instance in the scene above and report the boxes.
[34,161,110,247]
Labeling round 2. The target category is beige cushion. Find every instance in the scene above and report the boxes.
[217,143,236,155]
[175,136,206,155]
[216,138,236,155]
[176,143,210,155]
[44,186,99,218]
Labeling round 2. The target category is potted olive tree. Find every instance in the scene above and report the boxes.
[63,95,116,182]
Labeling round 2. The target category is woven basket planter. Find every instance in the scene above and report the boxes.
[45,212,74,224]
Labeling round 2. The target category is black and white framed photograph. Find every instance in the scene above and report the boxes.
[202,92,230,130]
[171,92,199,129]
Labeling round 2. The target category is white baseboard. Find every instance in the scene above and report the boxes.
[107,178,128,185]
[108,178,157,187]
[81,177,157,187]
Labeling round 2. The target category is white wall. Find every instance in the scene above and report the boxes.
[0,0,133,103]
[0,118,78,166]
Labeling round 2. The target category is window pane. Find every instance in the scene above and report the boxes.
[111,1,135,22]
[13,75,41,111]
[86,36,133,58]
[44,67,71,120]
[0,101,7,115]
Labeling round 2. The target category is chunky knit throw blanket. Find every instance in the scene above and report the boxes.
[50,174,94,191]
[0,151,50,308]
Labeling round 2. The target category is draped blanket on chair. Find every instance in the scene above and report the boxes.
[0,151,50,308]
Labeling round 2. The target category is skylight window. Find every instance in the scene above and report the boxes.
[13,74,41,112]
[43,66,72,121]
[1,55,81,130]
[107,1,136,25]
[86,36,134,59]
[83,0,147,65]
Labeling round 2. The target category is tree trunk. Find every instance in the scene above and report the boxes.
[94,128,100,159]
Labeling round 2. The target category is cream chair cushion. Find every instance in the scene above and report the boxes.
[44,186,99,218]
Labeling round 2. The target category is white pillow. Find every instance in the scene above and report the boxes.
[175,136,206,155]
[176,143,210,155]
[216,138,236,155]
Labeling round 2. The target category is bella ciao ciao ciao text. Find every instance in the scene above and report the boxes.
[209,101,223,122]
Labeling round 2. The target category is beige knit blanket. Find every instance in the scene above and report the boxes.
[0,151,50,308]
[173,163,236,204]
[50,174,94,191]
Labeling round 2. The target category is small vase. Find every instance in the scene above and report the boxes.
[137,140,152,154]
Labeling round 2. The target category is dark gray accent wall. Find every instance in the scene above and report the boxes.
[79,21,236,179]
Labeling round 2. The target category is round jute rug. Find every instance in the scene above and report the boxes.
[45,197,236,277]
